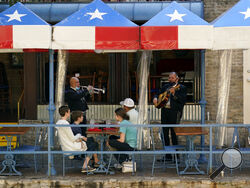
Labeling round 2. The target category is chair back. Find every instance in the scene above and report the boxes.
[34,127,47,149]
[15,127,46,151]
[159,127,166,149]
[151,127,168,150]
[150,127,156,151]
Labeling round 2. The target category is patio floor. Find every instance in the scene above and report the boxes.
[1,154,250,188]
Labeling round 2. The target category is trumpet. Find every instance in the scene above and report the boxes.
[80,86,105,94]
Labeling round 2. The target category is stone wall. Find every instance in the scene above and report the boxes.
[1,177,250,188]
[204,0,243,123]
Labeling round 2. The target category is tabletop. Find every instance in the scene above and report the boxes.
[0,127,31,135]
[174,127,208,136]
[86,129,119,136]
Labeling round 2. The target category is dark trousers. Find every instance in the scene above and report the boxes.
[109,135,134,164]
[86,137,98,151]
[81,115,87,137]
[161,108,181,159]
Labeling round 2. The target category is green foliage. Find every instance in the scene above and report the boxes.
[8,0,20,6]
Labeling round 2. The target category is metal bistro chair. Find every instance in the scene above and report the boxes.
[151,127,185,175]
[57,127,94,176]
[195,144,222,175]
[57,133,90,175]
[106,146,137,175]
[14,127,46,173]
[200,126,250,174]
[62,152,90,176]
[232,127,250,170]
[196,127,238,174]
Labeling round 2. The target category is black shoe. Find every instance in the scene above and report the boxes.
[81,166,96,173]
[93,162,100,168]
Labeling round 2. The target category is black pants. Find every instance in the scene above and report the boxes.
[86,137,98,151]
[161,108,181,159]
[75,137,97,160]
[81,115,87,137]
[82,137,98,158]
[109,135,134,164]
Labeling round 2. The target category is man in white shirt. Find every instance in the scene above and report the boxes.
[120,98,138,124]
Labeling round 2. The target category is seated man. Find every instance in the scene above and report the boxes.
[120,98,138,124]
[56,105,96,173]
[71,111,99,168]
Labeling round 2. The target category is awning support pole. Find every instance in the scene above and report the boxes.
[47,49,56,176]
[198,49,207,163]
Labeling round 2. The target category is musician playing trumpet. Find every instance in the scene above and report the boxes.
[153,72,186,161]
[65,77,94,136]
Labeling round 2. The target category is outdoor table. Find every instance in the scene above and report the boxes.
[86,128,119,174]
[174,127,208,175]
[0,127,31,176]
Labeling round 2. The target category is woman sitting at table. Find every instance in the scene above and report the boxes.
[108,108,137,167]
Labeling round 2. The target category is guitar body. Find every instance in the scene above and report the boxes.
[154,84,180,109]
[155,91,170,109]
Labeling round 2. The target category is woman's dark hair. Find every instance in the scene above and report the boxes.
[115,108,129,120]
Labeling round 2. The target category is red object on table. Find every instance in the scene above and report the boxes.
[87,128,102,132]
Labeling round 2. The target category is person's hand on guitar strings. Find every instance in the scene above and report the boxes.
[169,88,175,95]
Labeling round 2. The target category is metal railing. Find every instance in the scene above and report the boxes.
[0,0,201,3]
[37,103,201,122]
[0,123,249,176]
[17,90,24,122]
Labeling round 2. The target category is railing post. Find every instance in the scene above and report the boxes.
[248,128,250,145]
[198,49,207,163]
[209,125,213,174]
[47,49,56,176]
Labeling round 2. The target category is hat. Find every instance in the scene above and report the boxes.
[120,98,134,107]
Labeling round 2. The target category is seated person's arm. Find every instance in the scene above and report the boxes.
[74,133,82,142]
[81,136,87,142]
[117,132,125,143]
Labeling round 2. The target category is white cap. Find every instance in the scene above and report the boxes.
[120,98,134,107]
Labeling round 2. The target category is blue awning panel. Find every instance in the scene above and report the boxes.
[143,1,208,26]
[56,0,137,26]
[212,0,250,27]
[0,1,203,23]
[0,2,49,25]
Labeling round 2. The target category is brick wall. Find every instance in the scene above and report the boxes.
[204,0,243,123]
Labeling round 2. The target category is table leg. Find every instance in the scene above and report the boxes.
[180,136,205,175]
[94,135,114,174]
[0,136,22,176]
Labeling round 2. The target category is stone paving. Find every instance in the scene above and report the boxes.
[0,154,249,187]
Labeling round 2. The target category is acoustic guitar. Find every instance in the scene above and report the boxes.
[154,84,180,109]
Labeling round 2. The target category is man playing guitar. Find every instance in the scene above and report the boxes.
[153,72,186,161]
